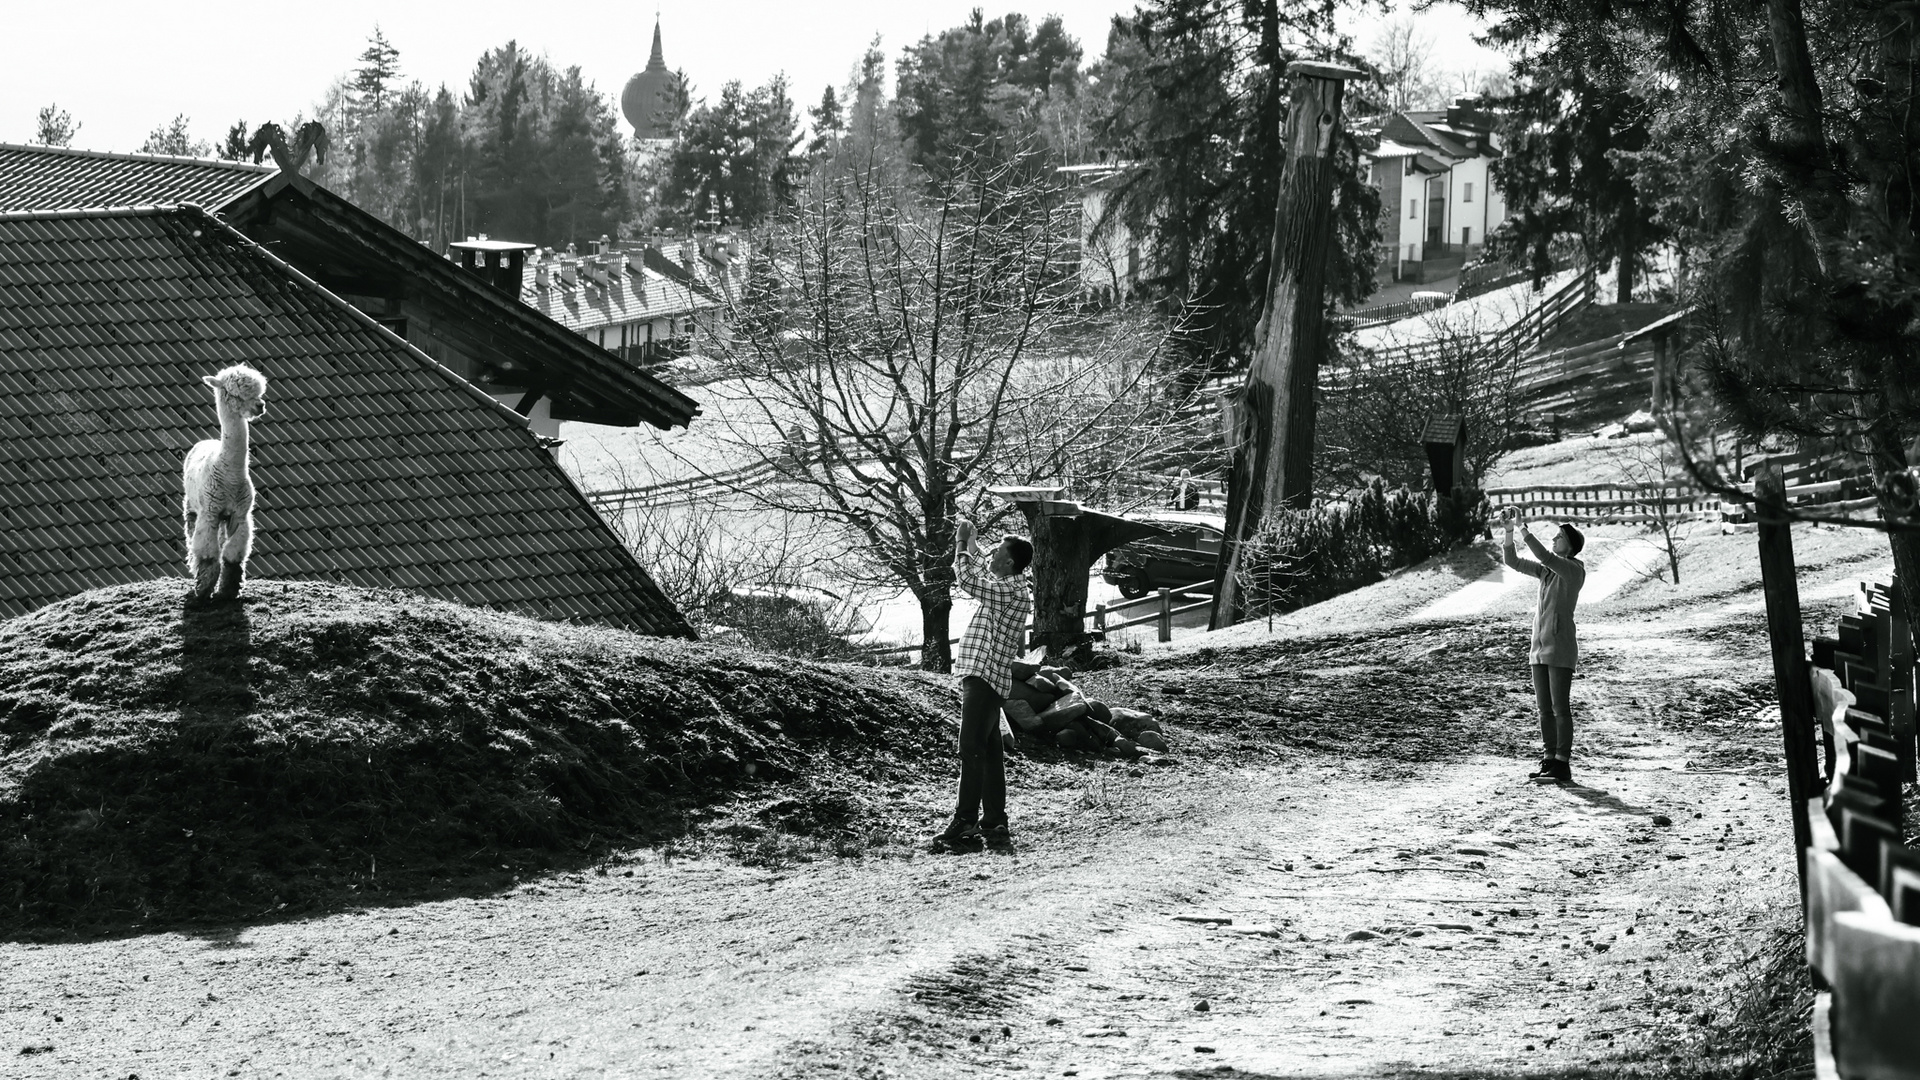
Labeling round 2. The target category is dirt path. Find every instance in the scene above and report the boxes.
[3,586,1808,1080]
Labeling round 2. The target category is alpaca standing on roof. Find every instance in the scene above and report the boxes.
[182,365,268,603]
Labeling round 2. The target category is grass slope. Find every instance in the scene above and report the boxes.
[0,580,953,936]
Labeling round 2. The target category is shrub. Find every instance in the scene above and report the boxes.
[1236,479,1488,615]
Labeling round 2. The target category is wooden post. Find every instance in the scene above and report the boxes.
[1211,60,1365,630]
[1756,463,1819,903]
[1158,588,1173,643]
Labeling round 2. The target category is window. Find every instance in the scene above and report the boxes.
[1410,198,1419,219]
[1464,182,1474,203]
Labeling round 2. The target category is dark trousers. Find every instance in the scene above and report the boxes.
[953,676,1007,828]
[1532,663,1574,759]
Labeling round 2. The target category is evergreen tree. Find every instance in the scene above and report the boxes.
[894,11,1083,175]
[1093,1,1381,371]
[1459,0,1920,626]
[217,120,250,161]
[354,27,403,115]
[807,86,844,156]
[1487,30,1664,301]
[663,76,802,225]
[139,115,210,157]
[32,105,78,148]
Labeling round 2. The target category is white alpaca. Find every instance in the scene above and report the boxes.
[182,364,268,603]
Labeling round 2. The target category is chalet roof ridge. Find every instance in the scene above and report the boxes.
[171,202,540,433]
[0,140,275,174]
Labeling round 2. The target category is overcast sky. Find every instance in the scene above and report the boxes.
[1,0,1505,154]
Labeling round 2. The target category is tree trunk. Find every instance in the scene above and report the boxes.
[1616,197,1637,304]
[1764,0,1850,269]
[1023,510,1089,664]
[1211,63,1357,630]
[1021,506,1165,664]
[919,588,954,673]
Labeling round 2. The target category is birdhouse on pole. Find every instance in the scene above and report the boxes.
[1422,413,1468,497]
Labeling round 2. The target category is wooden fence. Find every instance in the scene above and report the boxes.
[1483,481,1725,525]
[1486,266,1598,365]
[857,583,1216,663]
[584,460,780,512]
[1795,577,1920,1080]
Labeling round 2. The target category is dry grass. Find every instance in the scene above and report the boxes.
[0,579,961,936]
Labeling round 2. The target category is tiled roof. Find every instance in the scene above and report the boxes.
[1381,113,1474,161]
[0,143,272,213]
[521,253,718,335]
[0,206,693,635]
[0,146,698,430]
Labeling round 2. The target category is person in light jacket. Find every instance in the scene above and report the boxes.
[1501,508,1586,784]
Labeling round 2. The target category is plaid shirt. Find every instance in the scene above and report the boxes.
[952,550,1030,698]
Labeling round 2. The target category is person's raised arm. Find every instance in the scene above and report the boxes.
[1522,528,1584,579]
[1500,507,1544,578]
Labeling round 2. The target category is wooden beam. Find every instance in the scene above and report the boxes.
[1757,462,1820,906]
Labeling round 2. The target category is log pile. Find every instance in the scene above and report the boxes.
[999,661,1169,757]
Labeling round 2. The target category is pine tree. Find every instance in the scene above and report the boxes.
[807,86,843,156]
[216,120,249,161]
[354,27,403,115]
[32,105,78,148]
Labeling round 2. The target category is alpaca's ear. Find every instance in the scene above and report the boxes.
[202,376,217,388]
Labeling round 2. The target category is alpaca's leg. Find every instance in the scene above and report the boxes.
[213,511,252,600]
[182,509,198,576]
[190,515,223,601]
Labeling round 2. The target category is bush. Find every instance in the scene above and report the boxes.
[1237,479,1488,615]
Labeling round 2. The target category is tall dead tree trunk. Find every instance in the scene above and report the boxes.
[1211,61,1362,630]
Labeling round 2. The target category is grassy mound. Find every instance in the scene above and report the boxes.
[0,580,953,935]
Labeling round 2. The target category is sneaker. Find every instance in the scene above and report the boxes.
[981,823,1014,852]
[930,821,983,854]
[1527,758,1556,780]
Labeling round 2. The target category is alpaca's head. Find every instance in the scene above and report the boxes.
[203,364,268,421]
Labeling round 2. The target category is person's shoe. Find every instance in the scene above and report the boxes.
[981,823,1014,852]
[1528,758,1557,781]
[930,821,983,854]
[1551,759,1573,784]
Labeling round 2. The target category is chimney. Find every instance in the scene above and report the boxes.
[559,260,578,287]
[448,236,537,297]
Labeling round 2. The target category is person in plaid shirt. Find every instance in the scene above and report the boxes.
[932,516,1033,853]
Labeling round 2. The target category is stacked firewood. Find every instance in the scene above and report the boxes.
[999,662,1169,757]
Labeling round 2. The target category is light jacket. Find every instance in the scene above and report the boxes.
[1503,531,1585,669]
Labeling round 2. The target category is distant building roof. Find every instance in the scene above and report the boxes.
[0,142,273,212]
[522,248,719,335]
[0,205,693,634]
[1370,139,1428,159]
[1384,112,1474,159]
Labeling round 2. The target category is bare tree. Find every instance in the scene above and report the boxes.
[1443,66,1512,102]
[687,142,1178,670]
[1365,17,1443,113]
[32,105,78,148]
[1319,305,1533,492]
[1601,433,1697,584]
